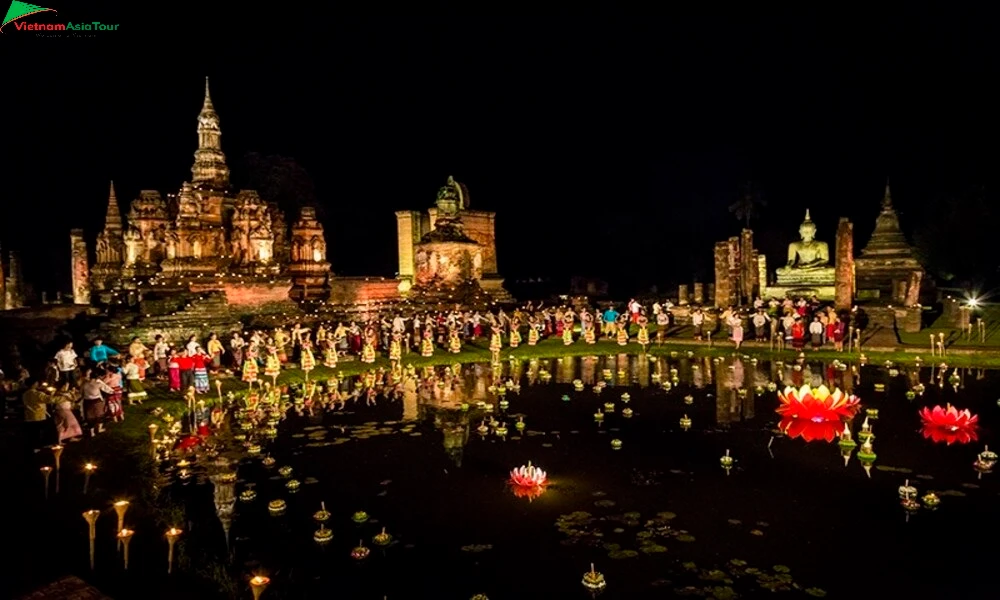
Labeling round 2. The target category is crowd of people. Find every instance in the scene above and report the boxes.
[2,294,866,452]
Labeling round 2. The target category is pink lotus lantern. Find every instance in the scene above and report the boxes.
[509,461,547,500]
[777,385,862,421]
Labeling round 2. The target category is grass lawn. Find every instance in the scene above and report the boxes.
[898,305,1000,349]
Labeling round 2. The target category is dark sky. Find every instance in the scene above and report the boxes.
[3,8,997,295]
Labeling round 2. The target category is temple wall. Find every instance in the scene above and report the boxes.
[187,279,292,305]
[835,218,855,310]
[428,208,498,274]
[414,241,481,286]
[70,229,91,305]
[327,277,401,306]
[395,211,422,279]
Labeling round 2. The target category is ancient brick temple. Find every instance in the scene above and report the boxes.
[86,78,328,305]
[854,182,924,304]
[395,176,509,300]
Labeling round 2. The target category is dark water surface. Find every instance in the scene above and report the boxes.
[178,355,998,599]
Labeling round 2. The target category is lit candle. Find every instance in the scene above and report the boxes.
[83,510,100,570]
[249,575,271,600]
[83,463,97,494]
[40,466,52,500]
[117,528,134,570]
[166,527,183,574]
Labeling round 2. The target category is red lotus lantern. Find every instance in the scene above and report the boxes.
[777,385,862,420]
[778,416,843,443]
[919,404,979,445]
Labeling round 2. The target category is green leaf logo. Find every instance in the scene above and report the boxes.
[2,1,56,32]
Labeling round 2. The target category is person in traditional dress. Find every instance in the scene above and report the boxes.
[636,314,650,351]
[168,349,181,392]
[489,323,503,354]
[527,315,540,346]
[616,314,629,346]
[127,337,149,381]
[102,360,124,421]
[263,345,281,380]
[582,310,596,344]
[51,381,83,442]
[153,335,170,379]
[229,332,245,369]
[791,317,806,350]
[808,316,824,350]
[731,321,744,350]
[421,326,435,358]
[242,350,259,385]
[122,354,146,406]
[361,325,377,364]
[448,324,462,354]
[323,338,339,368]
[207,333,224,372]
[691,308,705,340]
[274,327,290,363]
[389,331,403,363]
[300,336,316,373]
[509,318,522,348]
[562,310,575,345]
[81,369,113,436]
[656,309,669,344]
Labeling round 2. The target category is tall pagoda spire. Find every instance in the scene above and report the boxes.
[191,76,230,188]
[882,178,892,211]
[104,181,123,232]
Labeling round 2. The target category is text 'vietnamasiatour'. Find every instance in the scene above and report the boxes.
[13,21,119,31]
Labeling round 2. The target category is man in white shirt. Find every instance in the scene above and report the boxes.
[153,335,170,378]
[54,341,78,386]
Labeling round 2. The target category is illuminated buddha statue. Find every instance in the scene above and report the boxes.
[775,209,835,285]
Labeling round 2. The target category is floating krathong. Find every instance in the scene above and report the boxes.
[898,479,917,499]
[611,439,623,450]
[261,456,276,467]
[582,563,607,592]
[865,408,879,419]
[620,393,630,403]
[495,423,508,437]
[603,402,615,413]
[277,466,293,478]
[240,489,256,503]
[777,386,861,421]
[350,540,370,560]
[352,511,369,524]
[515,417,526,432]
[594,411,604,422]
[901,497,920,513]
[247,444,261,456]
[285,479,301,492]
[372,527,392,546]
[838,425,857,465]
[573,379,584,392]
[476,421,489,436]
[905,390,916,400]
[622,408,634,418]
[679,415,692,431]
[498,399,509,410]
[858,417,874,443]
[919,404,979,445]
[314,525,333,544]
[268,499,286,515]
[857,439,877,477]
[663,381,673,391]
[978,446,998,468]
[314,503,330,522]
[561,394,571,402]
[510,462,547,489]
[684,395,694,405]
[767,382,778,393]
[921,492,940,509]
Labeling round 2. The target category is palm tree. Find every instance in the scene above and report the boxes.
[728,180,766,229]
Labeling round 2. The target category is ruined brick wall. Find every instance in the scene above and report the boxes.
[428,208,498,275]
[714,241,731,309]
[188,280,293,305]
[395,211,423,279]
[834,218,855,310]
[327,277,401,306]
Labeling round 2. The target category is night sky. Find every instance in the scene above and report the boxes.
[4,9,997,296]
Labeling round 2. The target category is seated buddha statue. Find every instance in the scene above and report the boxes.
[775,210,835,284]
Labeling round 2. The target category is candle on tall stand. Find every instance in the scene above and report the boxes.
[83,463,97,494]
[938,332,945,356]
[166,527,182,573]
[83,510,100,570]
[185,387,196,434]
[215,379,223,405]
[40,466,52,499]
[249,575,271,600]
[930,333,935,356]
[113,500,130,548]
[117,528,134,570]
[51,444,64,471]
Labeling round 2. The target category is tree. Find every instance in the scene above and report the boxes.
[241,152,319,219]
[728,180,766,229]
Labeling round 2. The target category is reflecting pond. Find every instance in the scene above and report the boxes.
[171,354,998,598]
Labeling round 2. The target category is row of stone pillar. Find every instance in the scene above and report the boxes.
[676,283,714,306]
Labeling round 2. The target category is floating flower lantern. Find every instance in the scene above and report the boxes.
[914,383,926,396]
[373,527,392,546]
[622,408,634,418]
[262,456,276,468]
[352,511,369,524]
[351,540,370,560]
[686,350,694,358]
[561,394,571,402]
[510,462,547,490]
[268,500,286,515]
[858,417,875,443]
[777,386,861,421]
[905,390,916,400]
[277,466,293,478]
[921,492,940,510]
[285,479,301,492]
[617,369,626,380]
[314,525,333,544]
[247,444,261,456]
[602,369,612,381]
[948,370,960,389]
[837,424,857,451]
[603,402,615,413]
[515,417,526,432]
[755,386,764,396]
[865,407,879,420]
[664,381,674,391]
[620,392,630,403]
[901,497,920,513]
[594,410,604,422]
[249,575,270,600]
[593,385,603,395]
[767,382,778,393]
[314,502,331,523]
[738,388,748,399]
[919,404,979,445]
[582,563,607,591]
[573,379,584,392]
[476,421,489,436]
[240,489,256,502]
[498,399,509,410]
[684,395,694,405]
[720,449,734,469]
[495,423,508,437]
[898,479,917,499]
[679,415,692,430]
[611,439,623,450]
[651,373,661,383]
[857,439,877,477]
[889,368,900,377]
[978,446,997,469]
[778,416,842,443]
